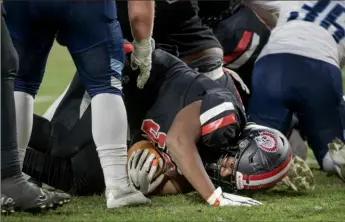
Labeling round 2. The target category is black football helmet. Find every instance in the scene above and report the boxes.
[205,123,292,192]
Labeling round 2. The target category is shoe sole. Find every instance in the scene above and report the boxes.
[107,192,151,209]
[14,197,71,213]
[328,138,345,182]
[276,156,315,192]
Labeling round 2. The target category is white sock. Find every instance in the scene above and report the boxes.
[91,93,130,189]
[14,91,34,168]
[323,152,335,172]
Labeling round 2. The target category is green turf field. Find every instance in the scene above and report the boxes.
[4,43,345,222]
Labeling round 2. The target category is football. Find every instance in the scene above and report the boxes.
[127,140,167,179]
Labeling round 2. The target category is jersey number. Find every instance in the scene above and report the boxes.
[141,119,178,171]
[287,0,345,43]
[141,119,167,149]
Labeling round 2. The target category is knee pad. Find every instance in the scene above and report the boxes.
[71,41,124,98]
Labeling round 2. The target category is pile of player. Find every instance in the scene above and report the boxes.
[1,0,345,214]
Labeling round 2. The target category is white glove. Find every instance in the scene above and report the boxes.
[207,187,263,207]
[131,38,155,89]
[128,149,165,195]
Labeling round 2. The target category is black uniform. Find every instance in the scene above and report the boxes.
[117,0,221,57]
[199,1,271,107]
[23,49,246,195]
[1,4,21,180]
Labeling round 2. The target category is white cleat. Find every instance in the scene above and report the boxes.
[106,185,151,209]
[328,138,345,182]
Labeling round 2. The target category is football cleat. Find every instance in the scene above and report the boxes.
[106,185,151,209]
[2,178,71,213]
[1,193,15,215]
[328,138,345,182]
[276,156,315,192]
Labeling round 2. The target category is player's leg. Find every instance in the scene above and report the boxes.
[60,1,149,208]
[173,15,224,81]
[1,11,70,211]
[210,5,270,107]
[248,53,314,191]
[248,54,293,132]
[3,1,57,168]
[293,58,345,178]
[1,14,21,214]
[154,1,224,81]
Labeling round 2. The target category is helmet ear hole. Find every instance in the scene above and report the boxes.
[250,156,254,163]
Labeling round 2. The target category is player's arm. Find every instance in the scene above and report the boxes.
[127,0,155,88]
[243,0,281,29]
[165,100,216,200]
[128,0,154,41]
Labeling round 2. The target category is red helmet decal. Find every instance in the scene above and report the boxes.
[254,131,278,153]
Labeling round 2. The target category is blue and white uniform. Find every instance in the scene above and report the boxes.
[247,0,345,168]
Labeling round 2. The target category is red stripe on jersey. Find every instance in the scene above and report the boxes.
[201,113,237,136]
[223,31,253,65]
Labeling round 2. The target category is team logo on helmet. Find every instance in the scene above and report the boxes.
[254,131,278,153]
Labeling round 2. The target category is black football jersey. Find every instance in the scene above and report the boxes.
[117,0,197,42]
[124,49,246,173]
[197,0,241,20]
[206,5,271,107]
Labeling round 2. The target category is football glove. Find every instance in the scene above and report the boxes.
[130,38,155,89]
[207,187,263,207]
[128,149,165,195]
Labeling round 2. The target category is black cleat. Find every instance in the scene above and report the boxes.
[2,176,71,213]
[1,193,15,215]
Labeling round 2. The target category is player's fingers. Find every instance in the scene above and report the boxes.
[158,158,164,170]
[148,158,159,181]
[130,54,139,70]
[138,149,150,170]
[132,149,143,169]
[145,154,156,173]
[149,173,165,194]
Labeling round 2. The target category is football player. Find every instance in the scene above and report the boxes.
[198,1,308,161]
[117,0,225,82]
[198,0,270,107]
[23,45,311,206]
[245,0,345,180]
[1,4,70,213]
[3,0,155,209]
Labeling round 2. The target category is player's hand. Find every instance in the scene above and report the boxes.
[128,149,165,195]
[130,38,155,89]
[207,187,263,207]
